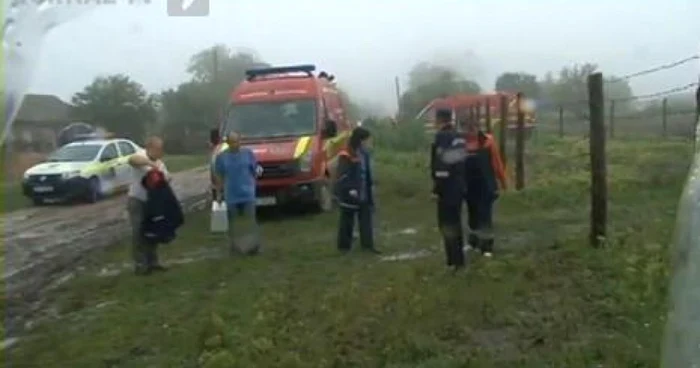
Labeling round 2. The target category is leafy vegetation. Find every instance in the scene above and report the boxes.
[71,74,158,142]
[5,128,690,367]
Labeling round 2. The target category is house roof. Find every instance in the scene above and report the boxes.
[14,94,75,124]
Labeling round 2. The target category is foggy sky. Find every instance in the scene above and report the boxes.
[24,0,700,114]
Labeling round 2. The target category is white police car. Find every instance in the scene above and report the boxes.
[22,138,143,205]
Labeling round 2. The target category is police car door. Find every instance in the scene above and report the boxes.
[98,143,120,194]
[116,141,137,187]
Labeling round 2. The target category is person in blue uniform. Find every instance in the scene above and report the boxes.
[335,127,381,254]
[431,108,468,271]
[213,131,262,255]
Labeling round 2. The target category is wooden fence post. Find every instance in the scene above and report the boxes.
[696,84,700,145]
[588,72,607,248]
[475,102,482,130]
[695,84,700,149]
[608,100,615,139]
[515,92,525,190]
[469,105,475,125]
[499,94,508,166]
[558,106,564,137]
[662,97,668,138]
[485,98,492,133]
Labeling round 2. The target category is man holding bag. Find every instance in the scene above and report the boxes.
[127,136,170,275]
[213,131,262,255]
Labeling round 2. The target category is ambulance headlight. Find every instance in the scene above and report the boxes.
[298,151,313,172]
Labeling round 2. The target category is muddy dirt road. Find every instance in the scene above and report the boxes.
[3,166,210,336]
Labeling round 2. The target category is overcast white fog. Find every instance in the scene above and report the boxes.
[28,0,700,114]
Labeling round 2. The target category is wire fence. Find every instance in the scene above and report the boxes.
[537,87,698,139]
[539,58,699,139]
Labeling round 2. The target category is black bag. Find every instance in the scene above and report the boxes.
[141,170,184,245]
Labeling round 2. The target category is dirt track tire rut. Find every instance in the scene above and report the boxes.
[2,166,210,338]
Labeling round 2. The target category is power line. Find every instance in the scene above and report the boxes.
[549,82,698,107]
[606,55,699,83]
[614,82,698,102]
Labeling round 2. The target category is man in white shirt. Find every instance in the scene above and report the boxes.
[127,136,170,275]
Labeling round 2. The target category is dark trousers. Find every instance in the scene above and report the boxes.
[337,204,374,251]
[128,197,160,270]
[465,195,495,252]
[226,201,260,255]
[437,200,465,267]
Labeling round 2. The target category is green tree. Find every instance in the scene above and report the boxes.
[399,62,481,120]
[337,87,362,122]
[71,74,156,142]
[187,45,269,85]
[159,81,223,152]
[159,45,271,152]
[186,44,270,107]
[540,63,634,118]
[494,72,541,99]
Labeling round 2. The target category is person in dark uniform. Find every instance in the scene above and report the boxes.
[462,118,507,257]
[431,108,468,271]
[335,127,381,254]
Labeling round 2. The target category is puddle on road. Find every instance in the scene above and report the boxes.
[97,249,226,277]
[15,231,43,240]
[380,249,432,262]
[1,337,20,351]
[397,228,418,235]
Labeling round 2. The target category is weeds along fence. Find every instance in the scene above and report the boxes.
[537,94,698,139]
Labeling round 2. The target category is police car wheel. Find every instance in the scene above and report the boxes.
[32,197,44,206]
[86,176,101,203]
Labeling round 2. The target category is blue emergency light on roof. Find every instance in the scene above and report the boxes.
[245,64,316,80]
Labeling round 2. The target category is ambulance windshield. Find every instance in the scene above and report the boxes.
[223,99,317,139]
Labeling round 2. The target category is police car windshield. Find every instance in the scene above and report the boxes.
[47,145,102,162]
[223,100,317,139]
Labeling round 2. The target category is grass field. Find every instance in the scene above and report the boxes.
[5,133,691,367]
[0,154,207,213]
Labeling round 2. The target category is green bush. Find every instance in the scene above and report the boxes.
[370,119,430,152]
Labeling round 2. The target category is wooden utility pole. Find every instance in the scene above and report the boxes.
[662,97,668,138]
[475,102,482,130]
[212,47,219,84]
[696,82,700,147]
[499,94,508,166]
[588,72,607,248]
[696,81,700,119]
[608,100,615,139]
[515,93,525,190]
[394,77,401,119]
[558,106,564,137]
[485,99,492,133]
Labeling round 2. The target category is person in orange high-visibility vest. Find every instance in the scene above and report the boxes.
[462,118,507,257]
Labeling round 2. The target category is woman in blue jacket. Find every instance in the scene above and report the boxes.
[335,127,381,254]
